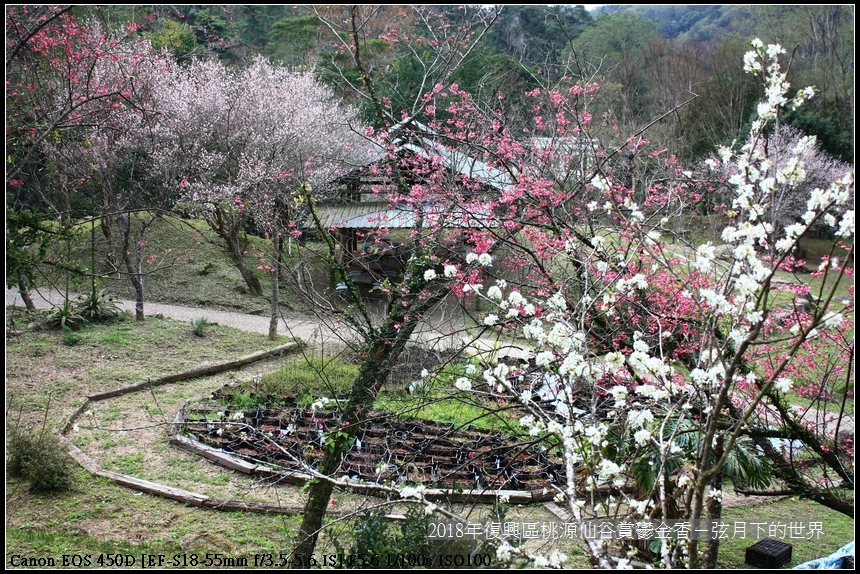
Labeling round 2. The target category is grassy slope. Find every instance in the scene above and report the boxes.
[40,214,280,314]
[6,310,304,567]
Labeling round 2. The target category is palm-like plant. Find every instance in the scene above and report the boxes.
[74,288,122,323]
[45,299,86,331]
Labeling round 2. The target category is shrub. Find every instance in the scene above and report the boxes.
[7,430,75,493]
[332,505,487,569]
[75,288,122,323]
[191,316,212,337]
[44,299,86,331]
[231,391,265,410]
[61,324,81,346]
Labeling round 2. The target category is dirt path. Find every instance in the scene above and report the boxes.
[6,286,336,342]
[5,287,530,361]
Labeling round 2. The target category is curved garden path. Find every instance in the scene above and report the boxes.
[5,286,530,361]
[6,286,334,341]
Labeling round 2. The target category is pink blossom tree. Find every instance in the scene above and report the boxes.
[6,6,144,194]
[6,6,172,321]
[147,55,370,336]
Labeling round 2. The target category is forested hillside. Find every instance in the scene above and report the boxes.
[45,4,849,163]
[593,4,853,161]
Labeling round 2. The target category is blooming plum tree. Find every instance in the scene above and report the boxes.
[430,39,854,568]
[147,55,370,332]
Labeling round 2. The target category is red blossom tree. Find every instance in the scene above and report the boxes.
[6,6,171,320]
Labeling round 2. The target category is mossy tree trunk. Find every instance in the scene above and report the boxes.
[117,212,146,321]
[269,235,281,340]
[290,268,447,565]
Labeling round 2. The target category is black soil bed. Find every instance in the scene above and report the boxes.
[180,400,565,493]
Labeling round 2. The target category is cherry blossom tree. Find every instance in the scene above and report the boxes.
[6,6,170,321]
[147,55,369,332]
[428,39,853,568]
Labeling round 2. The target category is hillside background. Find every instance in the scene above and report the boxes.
[114,4,852,164]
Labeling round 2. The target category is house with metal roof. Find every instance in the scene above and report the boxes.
[308,121,515,289]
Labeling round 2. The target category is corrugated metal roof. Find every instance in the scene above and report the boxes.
[310,201,497,230]
[313,202,416,229]
[335,120,515,193]
[398,141,515,192]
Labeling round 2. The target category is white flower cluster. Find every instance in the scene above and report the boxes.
[465,252,493,267]
[608,384,628,408]
[518,414,546,437]
[311,397,335,412]
[635,383,671,402]
[454,377,472,391]
[399,484,427,500]
[743,40,789,120]
[627,334,674,382]
[634,428,652,447]
[583,422,609,446]
[605,352,625,371]
[590,174,611,192]
[776,156,806,186]
[598,458,621,479]
[774,377,793,393]
[627,409,654,429]
[496,541,514,561]
[533,550,567,569]
[487,285,503,300]
[535,350,555,367]
[616,273,648,293]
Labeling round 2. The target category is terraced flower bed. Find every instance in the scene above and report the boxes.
[180,391,566,495]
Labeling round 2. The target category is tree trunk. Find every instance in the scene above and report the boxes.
[17,274,36,311]
[228,233,264,297]
[703,437,724,569]
[290,342,393,565]
[208,207,264,297]
[56,184,71,228]
[290,288,447,565]
[101,212,118,276]
[118,212,145,321]
[269,236,280,340]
